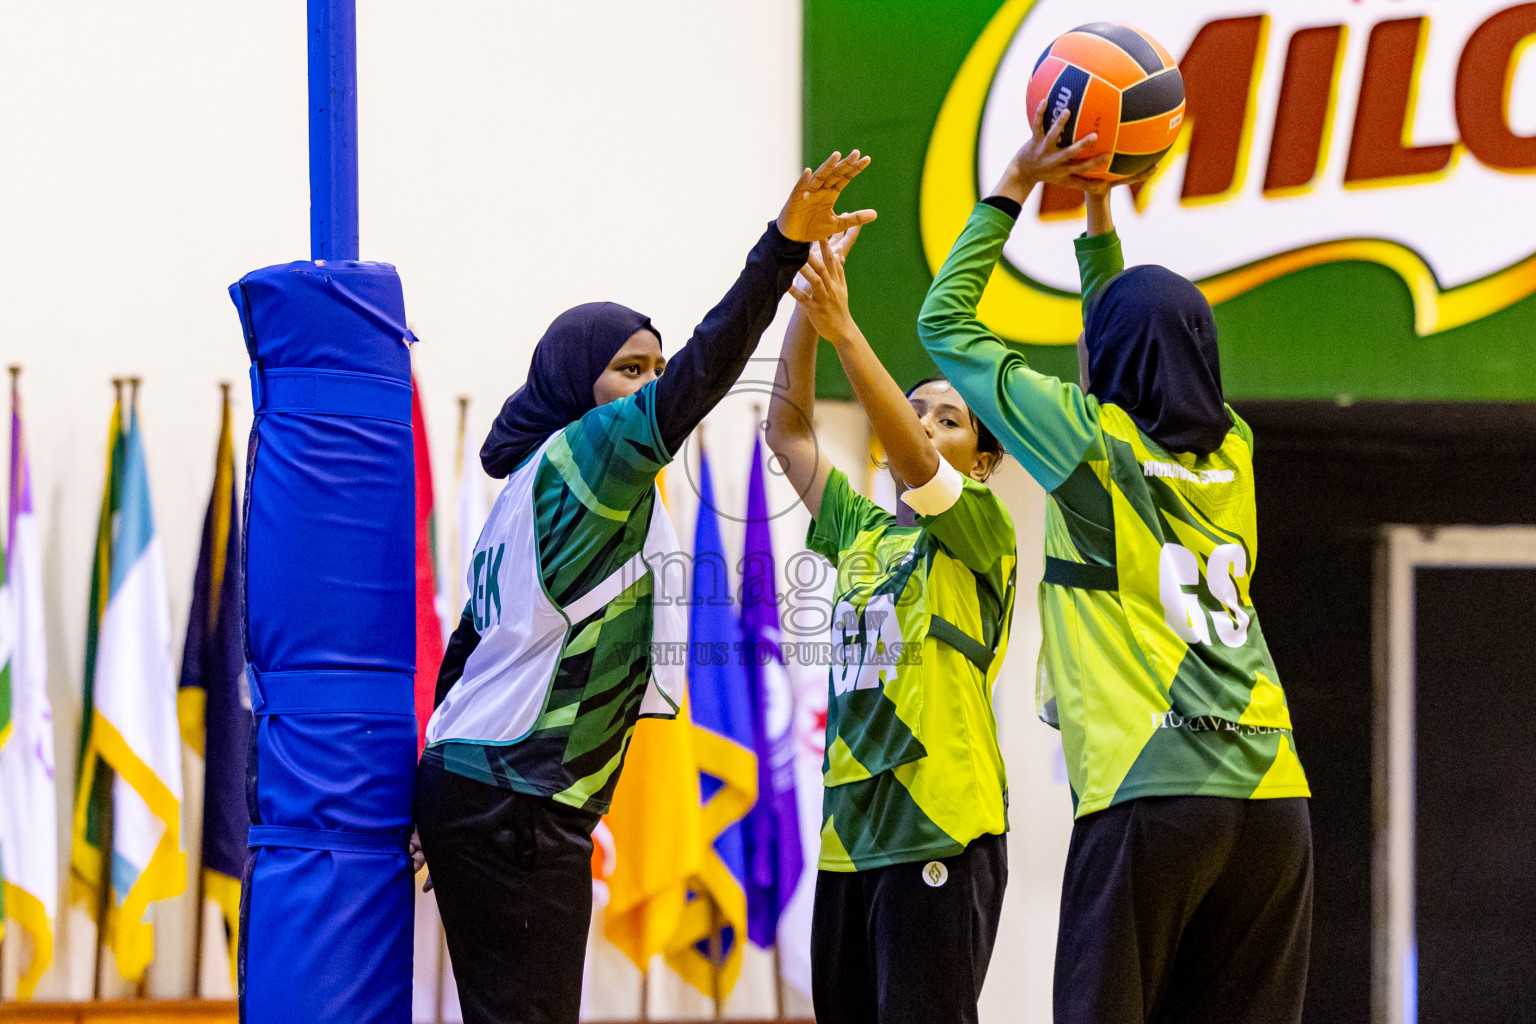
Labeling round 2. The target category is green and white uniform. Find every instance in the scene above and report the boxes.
[918,203,1309,819]
[425,383,682,814]
[807,462,1017,870]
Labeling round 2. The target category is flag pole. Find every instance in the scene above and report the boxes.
[773,944,785,1020]
[91,737,115,999]
[638,962,650,1022]
[92,378,127,1000]
[188,382,232,998]
[709,898,723,1023]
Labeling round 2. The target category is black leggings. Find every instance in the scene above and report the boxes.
[1054,796,1313,1024]
[414,760,599,1024]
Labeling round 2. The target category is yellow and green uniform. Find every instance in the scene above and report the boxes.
[918,203,1310,818]
[807,466,1016,870]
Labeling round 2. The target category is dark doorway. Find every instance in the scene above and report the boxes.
[1414,566,1536,1024]
[1236,401,1536,1024]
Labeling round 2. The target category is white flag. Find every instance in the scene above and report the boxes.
[93,405,185,982]
[776,563,834,1000]
[0,378,58,999]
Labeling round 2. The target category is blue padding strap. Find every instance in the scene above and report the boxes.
[249,667,416,717]
[251,365,412,423]
[248,825,410,854]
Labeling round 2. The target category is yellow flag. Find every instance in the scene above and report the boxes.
[602,468,707,968]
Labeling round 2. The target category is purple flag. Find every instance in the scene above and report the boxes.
[740,434,805,948]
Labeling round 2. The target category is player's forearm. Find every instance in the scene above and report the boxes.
[766,306,818,450]
[918,204,1017,380]
[921,203,1101,493]
[765,306,832,513]
[829,326,940,489]
[1085,191,1113,238]
[1075,230,1125,315]
[655,223,809,452]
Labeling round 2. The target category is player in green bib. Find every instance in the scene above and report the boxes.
[766,225,1015,1024]
[919,105,1312,1024]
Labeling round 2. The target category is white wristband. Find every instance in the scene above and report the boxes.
[900,457,965,517]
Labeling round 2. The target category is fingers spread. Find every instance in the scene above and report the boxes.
[1048,109,1071,148]
[837,222,863,255]
[1061,132,1099,160]
[801,255,828,292]
[810,152,843,187]
[817,240,842,282]
[1065,153,1113,177]
[838,209,878,229]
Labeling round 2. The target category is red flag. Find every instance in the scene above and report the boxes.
[411,381,444,754]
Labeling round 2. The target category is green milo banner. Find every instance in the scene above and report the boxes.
[805,0,1536,400]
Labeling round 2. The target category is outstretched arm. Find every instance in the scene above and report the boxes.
[764,304,834,518]
[764,226,865,516]
[917,103,1110,492]
[789,233,939,494]
[1070,172,1154,316]
[653,153,877,455]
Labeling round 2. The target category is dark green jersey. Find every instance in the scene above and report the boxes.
[919,204,1309,819]
[807,467,1016,870]
[428,383,672,814]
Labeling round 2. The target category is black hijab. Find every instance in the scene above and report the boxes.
[481,301,658,477]
[1083,265,1232,457]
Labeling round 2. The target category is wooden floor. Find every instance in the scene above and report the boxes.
[0,1003,237,1023]
[0,1007,811,1024]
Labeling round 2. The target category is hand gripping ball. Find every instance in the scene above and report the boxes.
[1025,22,1186,181]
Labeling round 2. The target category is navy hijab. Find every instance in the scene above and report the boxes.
[481,301,658,478]
[1083,265,1232,457]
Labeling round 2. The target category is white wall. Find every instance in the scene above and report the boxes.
[0,3,1074,1019]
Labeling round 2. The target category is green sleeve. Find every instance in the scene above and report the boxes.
[917,203,1099,494]
[553,380,670,513]
[1075,230,1124,317]
[1230,407,1253,453]
[918,479,1015,576]
[806,468,895,567]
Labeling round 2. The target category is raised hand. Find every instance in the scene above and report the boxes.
[792,222,863,294]
[1066,163,1159,196]
[777,151,878,243]
[789,237,860,346]
[992,102,1112,203]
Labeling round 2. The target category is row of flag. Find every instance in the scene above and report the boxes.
[600,440,810,1004]
[0,375,249,999]
[0,375,824,1005]
[1,369,56,1000]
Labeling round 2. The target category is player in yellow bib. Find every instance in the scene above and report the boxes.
[919,105,1312,1024]
[767,225,1015,1024]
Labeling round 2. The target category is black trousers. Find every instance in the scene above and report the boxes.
[414,760,599,1024]
[811,833,1008,1024]
[1054,796,1313,1024]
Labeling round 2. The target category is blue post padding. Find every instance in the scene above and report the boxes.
[230,258,415,1024]
[309,0,359,261]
